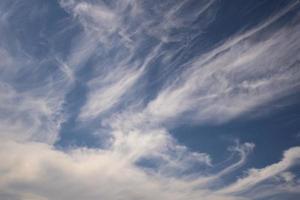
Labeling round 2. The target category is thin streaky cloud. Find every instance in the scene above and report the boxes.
[0,0,300,200]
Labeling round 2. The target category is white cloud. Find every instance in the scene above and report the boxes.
[0,2,72,144]
[1,1,300,200]
[0,138,299,200]
[218,147,300,195]
[144,11,300,125]
[79,66,144,120]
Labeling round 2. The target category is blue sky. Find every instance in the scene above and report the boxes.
[0,0,300,199]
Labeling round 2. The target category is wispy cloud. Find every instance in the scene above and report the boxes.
[219,146,300,194]
[1,0,300,199]
[144,12,300,125]
[0,1,72,143]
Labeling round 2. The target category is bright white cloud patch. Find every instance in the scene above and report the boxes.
[0,139,300,200]
[0,0,300,200]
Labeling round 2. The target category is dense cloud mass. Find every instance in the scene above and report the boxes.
[0,0,300,200]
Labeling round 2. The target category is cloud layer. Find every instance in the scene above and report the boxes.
[0,0,300,200]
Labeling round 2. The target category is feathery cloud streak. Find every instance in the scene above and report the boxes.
[0,0,300,199]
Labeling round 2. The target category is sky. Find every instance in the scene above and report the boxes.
[0,0,300,199]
